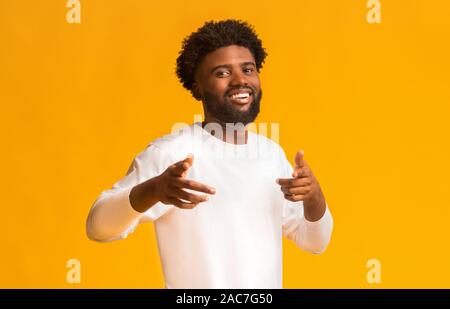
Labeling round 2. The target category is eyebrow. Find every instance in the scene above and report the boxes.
[210,61,256,74]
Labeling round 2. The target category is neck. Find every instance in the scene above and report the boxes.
[202,116,248,145]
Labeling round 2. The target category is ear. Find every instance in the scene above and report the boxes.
[192,82,203,101]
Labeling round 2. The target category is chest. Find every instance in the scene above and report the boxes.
[186,155,282,206]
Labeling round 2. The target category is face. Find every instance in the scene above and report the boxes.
[193,45,262,125]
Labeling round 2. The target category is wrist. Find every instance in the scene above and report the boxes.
[130,176,160,213]
[303,190,326,222]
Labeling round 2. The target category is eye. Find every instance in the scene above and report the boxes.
[216,70,230,77]
[243,67,254,74]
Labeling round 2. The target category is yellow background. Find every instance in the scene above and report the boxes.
[1,0,449,288]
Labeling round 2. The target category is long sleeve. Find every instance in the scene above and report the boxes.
[282,201,333,254]
[279,151,334,254]
[86,144,174,242]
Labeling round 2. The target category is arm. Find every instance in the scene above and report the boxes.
[278,150,334,254]
[86,149,215,242]
[282,202,333,254]
[86,150,156,242]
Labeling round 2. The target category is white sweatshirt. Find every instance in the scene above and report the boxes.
[86,122,333,288]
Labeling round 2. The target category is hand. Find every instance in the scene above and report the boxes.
[276,150,326,220]
[155,154,216,209]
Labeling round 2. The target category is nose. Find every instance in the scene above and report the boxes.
[229,69,249,87]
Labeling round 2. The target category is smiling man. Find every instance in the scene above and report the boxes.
[86,19,333,288]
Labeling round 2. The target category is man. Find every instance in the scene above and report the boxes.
[86,19,333,288]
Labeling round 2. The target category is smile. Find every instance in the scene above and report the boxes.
[227,90,253,105]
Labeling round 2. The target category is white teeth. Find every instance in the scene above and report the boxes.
[231,93,250,99]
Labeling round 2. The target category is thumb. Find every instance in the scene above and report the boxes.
[184,153,194,168]
[172,154,194,177]
[295,150,305,168]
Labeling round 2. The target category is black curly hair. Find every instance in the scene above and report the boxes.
[176,19,268,98]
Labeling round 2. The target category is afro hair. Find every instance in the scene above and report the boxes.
[176,19,268,98]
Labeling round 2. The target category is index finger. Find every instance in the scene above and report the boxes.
[174,178,216,195]
[276,177,296,187]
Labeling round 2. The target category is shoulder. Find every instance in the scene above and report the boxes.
[251,131,287,158]
[140,124,197,162]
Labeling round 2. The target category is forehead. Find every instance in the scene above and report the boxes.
[196,45,255,75]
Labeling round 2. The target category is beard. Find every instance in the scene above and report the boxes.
[203,89,262,126]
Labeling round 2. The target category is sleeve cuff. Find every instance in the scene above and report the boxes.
[303,204,332,227]
[116,186,145,220]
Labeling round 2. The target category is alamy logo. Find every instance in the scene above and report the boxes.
[66,0,81,24]
[367,0,382,24]
[66,258,81,284]
[366,258,381,284]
